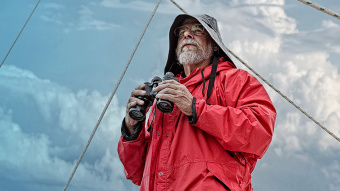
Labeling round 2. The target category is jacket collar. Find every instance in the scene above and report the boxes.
[178,57,235,87]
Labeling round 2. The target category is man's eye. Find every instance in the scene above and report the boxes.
[179,28,186,34]
[192,26,203,32]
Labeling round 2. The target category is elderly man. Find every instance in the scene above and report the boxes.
[118,14,276,191]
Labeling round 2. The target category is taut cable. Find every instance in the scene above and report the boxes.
[63,0,163,190]
[169,0,340,142]
[0,0,41,69]
[297,0,340,20]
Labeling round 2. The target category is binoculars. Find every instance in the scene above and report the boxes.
[128,72,178,121]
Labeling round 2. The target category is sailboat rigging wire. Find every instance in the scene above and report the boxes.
[297,0,340,20]
[62,0,163,190]
[0,0,41,69]
[170,0,188,14]
[169,0,340,143]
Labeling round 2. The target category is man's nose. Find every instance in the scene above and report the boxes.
[183,29,193,39]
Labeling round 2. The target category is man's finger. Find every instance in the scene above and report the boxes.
[131,89,146,97]
[154,83,180,92]
[135,84,145,90]
[128,97,145,105]
[156,93,176,102]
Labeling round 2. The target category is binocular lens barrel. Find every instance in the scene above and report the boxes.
[128,72,177,122]
[129,106,146,121]
[156,100,173,113]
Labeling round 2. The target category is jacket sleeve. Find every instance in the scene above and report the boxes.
[117,124,147,185]
[192,69,276,158]
[117,105,155,185]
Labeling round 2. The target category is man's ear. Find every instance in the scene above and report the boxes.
[213,44,219,52]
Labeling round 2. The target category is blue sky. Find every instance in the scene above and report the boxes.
[0,0,340,190]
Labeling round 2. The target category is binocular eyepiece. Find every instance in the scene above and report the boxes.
[128,72,178,122]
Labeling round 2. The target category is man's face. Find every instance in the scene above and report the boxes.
[175,18,214,66]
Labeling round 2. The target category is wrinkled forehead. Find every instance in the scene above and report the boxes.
[181,17,200,26]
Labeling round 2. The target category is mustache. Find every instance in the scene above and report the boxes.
[178,39,199,50]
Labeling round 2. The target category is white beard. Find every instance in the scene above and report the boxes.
[176,39,214,65]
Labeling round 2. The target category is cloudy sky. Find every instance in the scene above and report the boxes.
[0,0,340,190]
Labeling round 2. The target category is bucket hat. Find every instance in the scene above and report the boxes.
[164,14,235,75]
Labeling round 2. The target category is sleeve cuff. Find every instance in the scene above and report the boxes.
[121,118,143,141]
[188,97,198,124]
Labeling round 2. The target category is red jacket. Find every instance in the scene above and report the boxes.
[118,58,276,191]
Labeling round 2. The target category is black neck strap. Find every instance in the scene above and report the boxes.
[206,56,219,100]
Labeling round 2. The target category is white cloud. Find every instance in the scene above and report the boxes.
[43,3,65,10]
[99,0,163,13]
[282,19,340,55]
[0,113,64,180]
[100,0,340,189]
[197,0,340,152]
[322,161,340,191]
[100,0,181,14]
[39,3,65,26]
[0,65,131,191]
[165,1,340,189]
[272,52,340,134]
[242,0,285,5]
[77,6,120,31]
[39,3,120,32]
[322,20,340,28]
[2,0,340,190]
[40,15,64,25]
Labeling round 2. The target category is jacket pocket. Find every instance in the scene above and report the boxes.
[213,176,230,190]
[207,162,243,191]
[191,166,230,191]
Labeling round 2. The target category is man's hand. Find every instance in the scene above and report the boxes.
[125,84,147,135]
[153,80,193,116]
